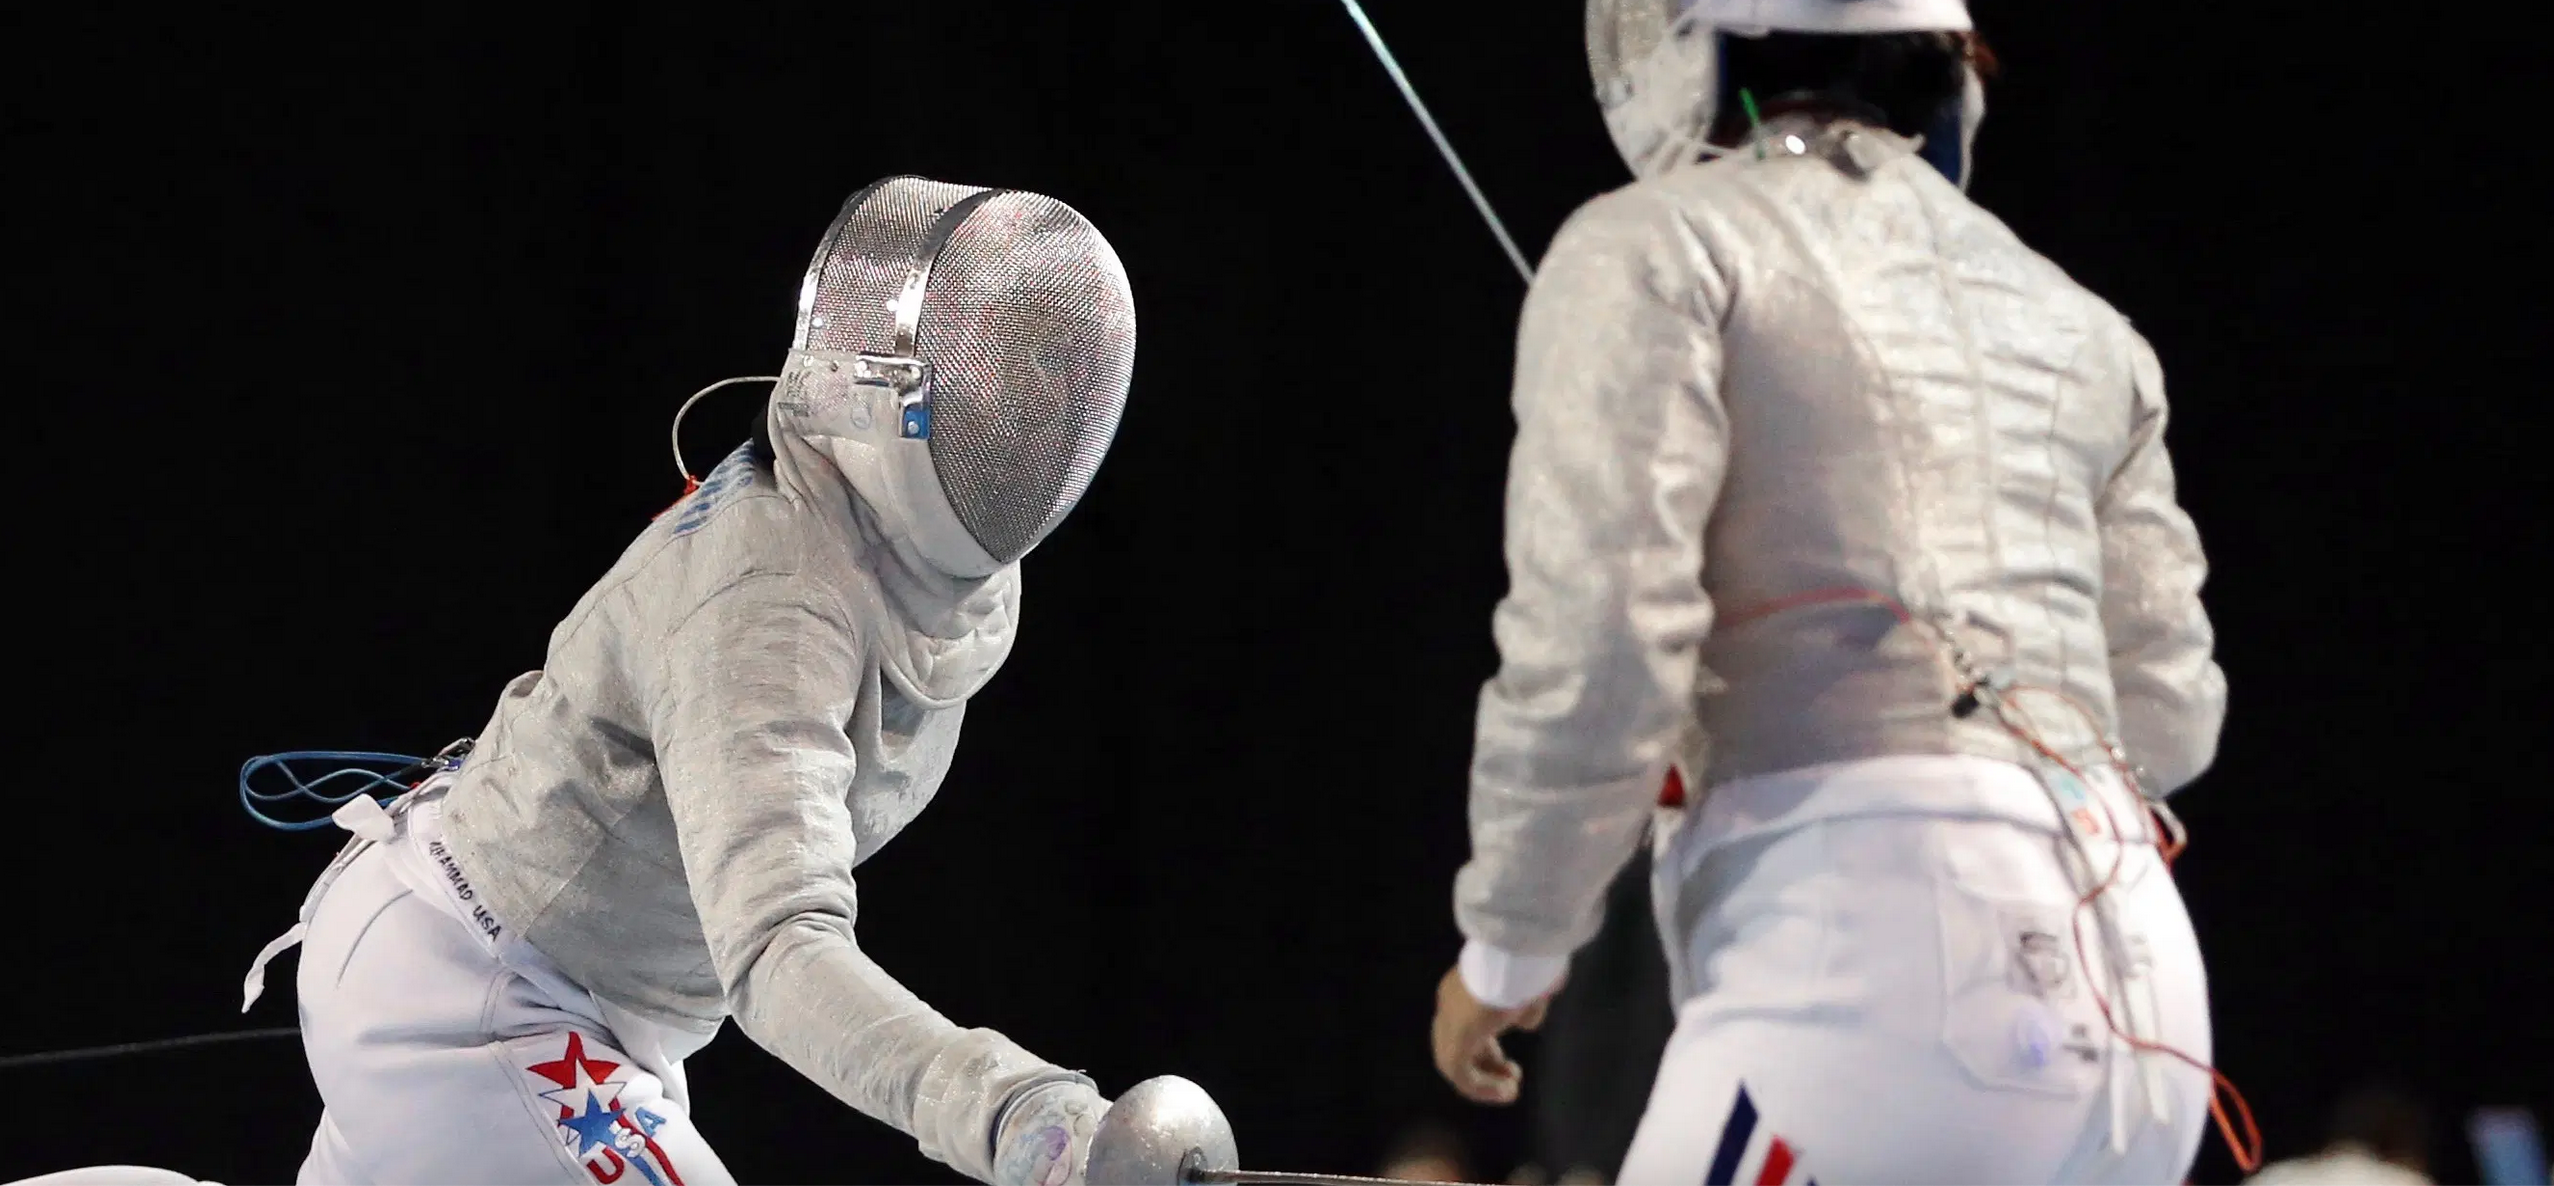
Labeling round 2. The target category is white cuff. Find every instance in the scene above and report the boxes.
[1457,940,1569,1010]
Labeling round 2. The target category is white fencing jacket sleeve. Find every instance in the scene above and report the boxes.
[647,571,1087,1184]
[2101,330,2227,795]
[1453,187,1731,999]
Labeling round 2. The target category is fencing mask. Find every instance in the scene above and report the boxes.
[1587,0,1982,186]
[772,176,1136,579]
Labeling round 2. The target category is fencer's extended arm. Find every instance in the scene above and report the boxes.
[1454,190,1730,974]
[647,573,1091,1184]
[2097,331,2228,795]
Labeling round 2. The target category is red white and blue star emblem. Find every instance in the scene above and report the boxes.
[524,1032,687,1186]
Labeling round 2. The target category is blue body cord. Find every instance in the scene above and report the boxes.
[237,750,431,831]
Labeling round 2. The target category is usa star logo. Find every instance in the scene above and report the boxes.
[524,1033,688,1186]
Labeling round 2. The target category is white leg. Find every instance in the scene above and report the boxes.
[294,845,734,1186]
[5,1170,205,1185]
[1621,812,2204,1185]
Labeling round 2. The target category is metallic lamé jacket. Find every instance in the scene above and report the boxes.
[438,437,1084,1184]
[1454,119,2227,959]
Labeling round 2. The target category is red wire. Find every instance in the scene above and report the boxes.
[1720,586,1922,631]
[1997,684,2261,1174]
[652,474,703,522]
[1723,588,2265,1174]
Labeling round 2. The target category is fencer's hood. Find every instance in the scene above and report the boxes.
[1587,0,1983,186]
[768,175,1136,584]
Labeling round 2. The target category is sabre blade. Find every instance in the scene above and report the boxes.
[1190,1169,1468,1186]
[1334,0,1535,284]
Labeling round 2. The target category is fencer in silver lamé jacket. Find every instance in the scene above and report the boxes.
[437,431,1082,1184]
[1455,116,2228,961]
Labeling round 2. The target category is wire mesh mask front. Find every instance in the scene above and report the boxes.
[798,178,1135,566]
[913,192,1133,565]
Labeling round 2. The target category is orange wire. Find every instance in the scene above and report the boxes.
[1721,589,2267,1174]
[1718,586,1921,630]
[651,474,703,522]
[1999,681,2265,1174]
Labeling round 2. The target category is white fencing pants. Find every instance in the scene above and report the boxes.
[256,785,734,1186]
[4,1170,208,1185]
[1618,756,2215,1186]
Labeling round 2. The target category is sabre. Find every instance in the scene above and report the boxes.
[1087,1077,1473,1186]
[1191,1171,1465,1186]
[1333,0,1535,284]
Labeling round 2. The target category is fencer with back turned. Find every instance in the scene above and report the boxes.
[1430,2,2242,1183]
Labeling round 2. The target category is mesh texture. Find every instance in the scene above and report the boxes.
[803,177,987,355]
[911,191,1134,565]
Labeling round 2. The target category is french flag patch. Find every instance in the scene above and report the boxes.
[1704,1084,1814,1186]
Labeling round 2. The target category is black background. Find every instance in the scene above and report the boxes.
[7,3,2547,1184]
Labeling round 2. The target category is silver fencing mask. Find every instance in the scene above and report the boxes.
[773,176,1136,578]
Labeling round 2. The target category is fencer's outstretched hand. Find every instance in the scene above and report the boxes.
[991,1080,1108,1186]
[1430,964,1553,1105]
